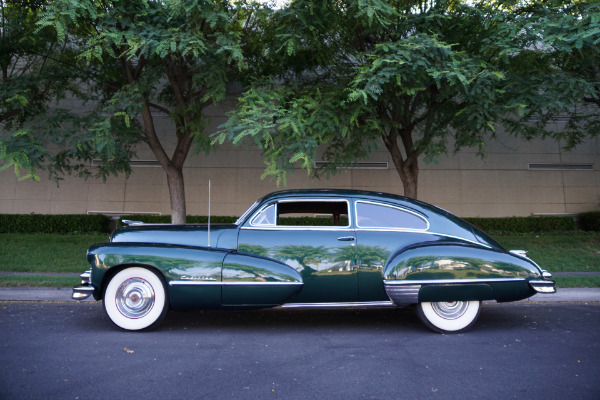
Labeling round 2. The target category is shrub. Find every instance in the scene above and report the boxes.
[118,215,238,226]
[578,211,600,231]
[0,214,110,234]
[465,216,576,233]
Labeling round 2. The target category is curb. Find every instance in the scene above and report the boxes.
[1,287,599,303]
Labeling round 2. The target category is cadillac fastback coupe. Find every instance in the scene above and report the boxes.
[73,189,556,333]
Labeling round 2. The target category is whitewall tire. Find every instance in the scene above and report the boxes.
[417,300,481,333]
[103,267,169,331]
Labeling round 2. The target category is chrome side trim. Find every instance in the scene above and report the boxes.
[384,278,526,285]
[242,226,353,232]
[279,301,396,309]
[169,281,222,286]
[384,284,421,306]
[169,280,303,287]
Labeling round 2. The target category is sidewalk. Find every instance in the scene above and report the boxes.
[1,287,599,303]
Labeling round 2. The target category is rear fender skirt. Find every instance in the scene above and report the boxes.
[384,279,537,306]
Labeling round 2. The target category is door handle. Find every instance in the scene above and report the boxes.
[337,236,356,242]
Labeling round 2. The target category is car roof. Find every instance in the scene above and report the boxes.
[260,189,425,208]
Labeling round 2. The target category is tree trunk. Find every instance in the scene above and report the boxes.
[140,101,191,224]
[166,165,186,224]
[398,161,418,199]
[382,131,419,199]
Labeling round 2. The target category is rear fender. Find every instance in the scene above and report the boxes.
[383,243,542,305]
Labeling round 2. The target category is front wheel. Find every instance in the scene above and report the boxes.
[103,267,169,331]
[416,300,481,333]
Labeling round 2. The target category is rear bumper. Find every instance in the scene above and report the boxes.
[529,270,556,294]
[529,279,556,293]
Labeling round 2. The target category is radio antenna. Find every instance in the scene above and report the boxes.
[207,180,211,248]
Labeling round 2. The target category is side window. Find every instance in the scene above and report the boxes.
[250,203,276,226]
[277,201,349,227]
[356,201,428,230]
[250,200,350,227]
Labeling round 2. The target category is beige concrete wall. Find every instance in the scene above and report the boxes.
[1,106,598,218]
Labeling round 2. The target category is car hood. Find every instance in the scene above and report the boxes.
[110,224,239,250]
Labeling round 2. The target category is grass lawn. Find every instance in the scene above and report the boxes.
[0,234,108,273]
[493,233,600,273]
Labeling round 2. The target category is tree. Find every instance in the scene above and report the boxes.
[216,0,598,199]
[0,0,94,181]
[2,0,261,223]
[502,1,600,148]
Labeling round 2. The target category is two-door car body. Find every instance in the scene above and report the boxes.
[73,189,556,333]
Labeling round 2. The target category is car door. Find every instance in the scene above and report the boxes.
[237,198,358,303]
[353,200,431,301]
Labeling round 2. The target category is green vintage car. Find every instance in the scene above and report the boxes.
[73,189,555,333]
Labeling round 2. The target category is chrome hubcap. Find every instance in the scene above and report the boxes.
[115,278,155,319]
[431,301,468,320]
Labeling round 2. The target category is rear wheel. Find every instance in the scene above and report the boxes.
[103,267,169,331]
[416,300,481,333]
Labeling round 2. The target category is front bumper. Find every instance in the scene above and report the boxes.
[72,269,95,300]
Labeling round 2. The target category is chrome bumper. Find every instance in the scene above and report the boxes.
[72,269,95,300]
[529,270,556,294]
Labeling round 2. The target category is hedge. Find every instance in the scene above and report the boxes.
[118,215,238,225]
[0,214,110,234]
[578,211,600,232]
[464,216,577,233]
[0,213,596,234]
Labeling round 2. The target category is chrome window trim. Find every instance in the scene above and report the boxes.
[247,198,352,229]
[249,202,277,227]
[235,200,260,225]
[384,278,526,285]
[354,200,430,231]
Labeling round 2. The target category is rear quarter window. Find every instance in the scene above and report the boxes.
[356,201,428,230]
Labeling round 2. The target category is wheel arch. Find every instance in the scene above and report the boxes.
[97,263,167,301]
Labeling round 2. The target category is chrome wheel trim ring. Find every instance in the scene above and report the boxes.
[115,278,155,319]
[431,301,469,320]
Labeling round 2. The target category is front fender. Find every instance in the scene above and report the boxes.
[87,243,303,309]
[382,243,543,305]
[87,242,229,304]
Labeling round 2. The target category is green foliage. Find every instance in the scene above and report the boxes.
[0,214,110,234]
[2,0,257,223]
[502,1,600,148]
[466,216,576,234]
[217,0,600,199]
[217,0,574,198]
[578,212,600,232]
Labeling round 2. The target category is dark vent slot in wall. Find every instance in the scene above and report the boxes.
[92,159,161,167]
[315,161,389,169]
[528,163,594,171]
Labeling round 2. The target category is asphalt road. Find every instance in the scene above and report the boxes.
[1,301,599,400]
